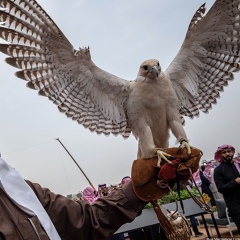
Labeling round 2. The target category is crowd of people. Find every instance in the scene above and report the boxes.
[69,176,132,203]
[0,143,240,240]
[31,145,240,239]
[83,144,240,239]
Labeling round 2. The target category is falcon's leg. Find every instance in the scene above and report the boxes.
[166,109,191,155]
[179,138,191,156]
[137,124,155,159]
[137,143,142,159]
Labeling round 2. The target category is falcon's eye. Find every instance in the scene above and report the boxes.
[157,62,160,67]
[142,65,148,71]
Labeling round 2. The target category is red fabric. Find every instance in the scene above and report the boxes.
[158,159,181,180]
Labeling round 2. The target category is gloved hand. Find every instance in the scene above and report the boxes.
[131,146,202,202]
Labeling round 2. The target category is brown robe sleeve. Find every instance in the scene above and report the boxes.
[26,180,146,240]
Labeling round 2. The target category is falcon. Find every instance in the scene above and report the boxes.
[0,1,239,159]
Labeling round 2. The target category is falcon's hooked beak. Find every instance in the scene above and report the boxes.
[147,65,160,79]
[150,66,159,76]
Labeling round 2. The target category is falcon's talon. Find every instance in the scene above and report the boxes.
[179,139,191,156]
[156,149,174,167]
[157,157,161,167]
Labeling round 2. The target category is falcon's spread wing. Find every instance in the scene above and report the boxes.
[0,0,132,137]
[165,1,240,119]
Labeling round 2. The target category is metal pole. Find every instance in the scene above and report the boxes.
[55,138,96,192]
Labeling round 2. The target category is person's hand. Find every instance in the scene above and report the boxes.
[235,177,240,184]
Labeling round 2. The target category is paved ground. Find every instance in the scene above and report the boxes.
[191,218,239,240]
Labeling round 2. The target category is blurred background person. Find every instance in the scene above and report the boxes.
[82,186,98,204]
[98,183,109,197]
[200,165,216,207]
[120,176,131,187]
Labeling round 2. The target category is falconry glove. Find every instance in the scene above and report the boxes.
[131,146,202,235]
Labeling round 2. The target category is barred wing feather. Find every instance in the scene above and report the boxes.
[0,0,132,138]
[165,1,240,119]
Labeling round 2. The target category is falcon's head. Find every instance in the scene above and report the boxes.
[137,59,161,80]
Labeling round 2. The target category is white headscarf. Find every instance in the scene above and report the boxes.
[0,157,61,240]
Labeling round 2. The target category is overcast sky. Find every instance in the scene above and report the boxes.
[1,0,240,196]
